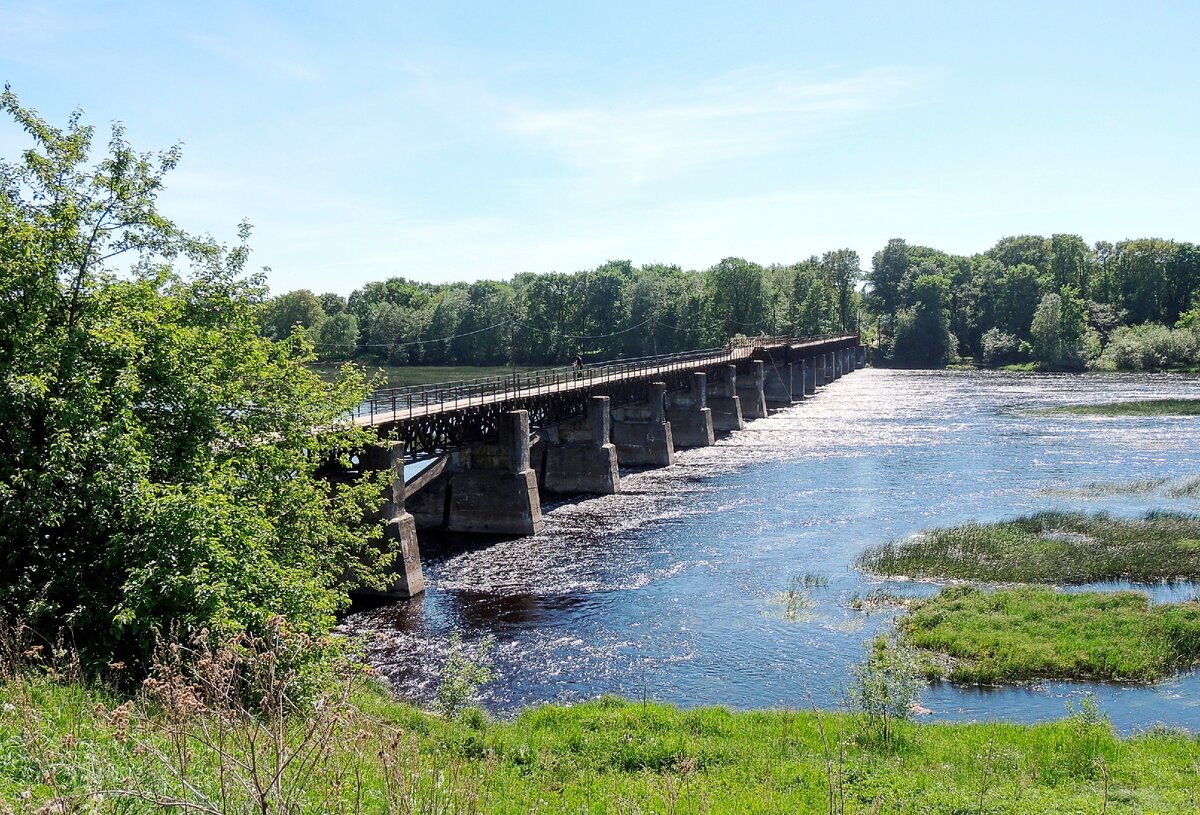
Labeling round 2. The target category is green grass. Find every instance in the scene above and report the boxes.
[309,362,539,387]
[1037,398,1200,417]
[858,510,1200,584]
[5,675,1200,814]
[896,585,1200,683]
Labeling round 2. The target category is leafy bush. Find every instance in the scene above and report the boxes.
[0,90,391,676]
[980,327,1019,366]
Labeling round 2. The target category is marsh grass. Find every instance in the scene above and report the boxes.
[895,585,1200,683]
[769,572,829,622]
[858,510,1200,584]
[1167,476,1200,499]
[1043,478,1169,498]
[1035,398,1200,417]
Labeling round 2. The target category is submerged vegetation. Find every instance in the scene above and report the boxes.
[895,586,1200,683]
[1037,399,1200,417]
[858,510,1200,584]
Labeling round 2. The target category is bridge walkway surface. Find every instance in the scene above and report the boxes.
[352,333,857,429]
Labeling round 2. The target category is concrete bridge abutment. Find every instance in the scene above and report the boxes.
[542,396,620,495]
[666,372,715,448]
[351,443,425,599]
[611,382,675,467]
[706,365,745,433]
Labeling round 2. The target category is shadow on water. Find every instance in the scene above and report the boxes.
[341,369,1200,732]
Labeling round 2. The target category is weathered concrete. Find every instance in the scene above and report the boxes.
[787,361,806,401]
[611,382,675,467]
[666,372,715,448]
[811,355,825,388]
[857,344,867,367]
[706,365,745,433]
[736,360,768,419]
[542,396,620,494]
[802,358,816,395]
[446,410,543,535]
[763,360,793,409]
[351,443,424,598]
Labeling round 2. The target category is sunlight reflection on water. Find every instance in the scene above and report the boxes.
[343,369,1200,732]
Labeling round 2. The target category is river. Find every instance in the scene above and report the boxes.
[343,369,1200,732]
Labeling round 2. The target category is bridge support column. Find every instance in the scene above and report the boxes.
[447,410,543,535]
[352,443,424,598]
[802,358,816,394]
[707,365,744,433]
[788,362,806,401]
[542,396,620,495]
[857,345,867,367]
[812,355,825,388]
[763,360,793,409]
[826,352,836,381]
[666,372,715,448]
[737,360,768,419]
[611,382,675,467]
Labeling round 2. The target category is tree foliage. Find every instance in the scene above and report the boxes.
[0,89,390,674]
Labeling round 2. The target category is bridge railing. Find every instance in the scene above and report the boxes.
[355,333,860,423]
[356,344,738,422]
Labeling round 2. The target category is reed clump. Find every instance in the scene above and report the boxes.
[1036,398,1200,416]
[858,510,1200,583]
[895,585,1200,683]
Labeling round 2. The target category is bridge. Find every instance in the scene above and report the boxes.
[348,333,865,601]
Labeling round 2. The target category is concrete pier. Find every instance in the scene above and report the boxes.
[736,360,768,419]
[763,360,793,409]
[857,345,867,367]
[542,396,620,494]
[611,382,675,466]
[787,362,806,401]
[352,443,424,598]
[446,410,543,535]
[666,372,715,448]
[706,365,745,433]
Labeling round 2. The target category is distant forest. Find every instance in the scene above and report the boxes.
[262,235,1200,372]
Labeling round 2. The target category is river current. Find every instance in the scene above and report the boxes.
[343,369,1200,732]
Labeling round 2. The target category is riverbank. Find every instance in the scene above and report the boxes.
[4,673,1198,813]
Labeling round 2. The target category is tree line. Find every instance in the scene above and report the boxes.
[864,235,1200,370]
[265,233,1198,372]
[260,252,864,367]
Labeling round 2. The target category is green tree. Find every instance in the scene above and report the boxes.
[1030,286,1087,370]
[0,90,390,674]
[890,274,955,367]
[260,288,326,340]
[704,257,765,343]
[316,311,359,360]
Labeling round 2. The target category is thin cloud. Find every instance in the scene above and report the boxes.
[501,66,927,188]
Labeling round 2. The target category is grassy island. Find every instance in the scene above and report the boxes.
[1037,399,1200,417]
[895,585,1200,683]
[858,510,1200,584]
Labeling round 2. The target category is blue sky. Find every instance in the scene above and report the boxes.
[3,1,1197,295]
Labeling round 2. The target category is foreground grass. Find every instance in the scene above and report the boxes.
[858,510,1200,583]
[896,585,1200,683]
[1037,398,1200,416]
[4,676,1200,814]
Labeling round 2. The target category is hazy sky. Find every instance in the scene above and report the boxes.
[2,1,1197,295]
